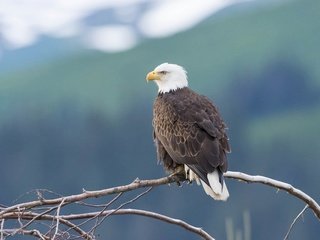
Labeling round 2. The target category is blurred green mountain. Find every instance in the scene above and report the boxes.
[1,0,319,115]
[1,0,320,239]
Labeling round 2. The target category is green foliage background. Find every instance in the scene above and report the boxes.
[1,0,319,239]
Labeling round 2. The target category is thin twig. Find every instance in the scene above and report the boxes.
[2,211,93,240]
[1,219,4,240]
[88,187,153,235]
[91,192,123,236]
[30,229,47,240]
[3,208,214,240]
[57,217,93,239]
[284,205,309,240]
[77,192,122,208]
[16,207,23,229]
[62,208,215,240]
[1,228,49,240]
[9,205,60,237]
[67,193,123,233]
[52,198,65,239]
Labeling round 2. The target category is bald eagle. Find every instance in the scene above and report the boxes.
[146,63,230,201]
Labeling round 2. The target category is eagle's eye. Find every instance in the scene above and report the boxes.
[159,71,167,75]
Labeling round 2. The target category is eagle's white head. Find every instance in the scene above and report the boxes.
[146,63,188,93]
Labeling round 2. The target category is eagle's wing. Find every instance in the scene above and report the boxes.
[154,94,229,185]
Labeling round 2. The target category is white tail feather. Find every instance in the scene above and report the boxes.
[201,170,229,201]
[208,170,223,194]
[184,165,229,201]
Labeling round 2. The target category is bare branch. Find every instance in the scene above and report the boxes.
[3,171,318,221]
[0,175,179,218]
[76,192,123,208]
[3,208,214,240]
[284,205,309,240]
[11,205,60,237]
[2,211,93,240]
[1,228,49,240]
[87,187,153,235]
[224,171,320,219]
[57,217,93,239]
[61,208,215,240]
[1,219,4,240]
[1,170,320,240]
[52,198,65,239]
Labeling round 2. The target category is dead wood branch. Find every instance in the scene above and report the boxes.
[224,171,320,219]
[0,170,319,240]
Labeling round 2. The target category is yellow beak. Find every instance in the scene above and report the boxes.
[146,71,160,81]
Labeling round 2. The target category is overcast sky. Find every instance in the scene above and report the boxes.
[0,0,246,52]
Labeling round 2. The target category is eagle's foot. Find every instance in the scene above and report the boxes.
[170,165,187,186]
[186,179,192,185]
[185,167,192,184]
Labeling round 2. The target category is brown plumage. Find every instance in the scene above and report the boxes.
[147,63,230,200]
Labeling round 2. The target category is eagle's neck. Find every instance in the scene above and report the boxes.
[158,87,187,96]
[156,72,188,94]
[158,82,188,94]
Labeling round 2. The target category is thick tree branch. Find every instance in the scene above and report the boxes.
[224,171,320,219]
[1,171,319,220]
[1,170,319,240]
[0,175,179,218]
